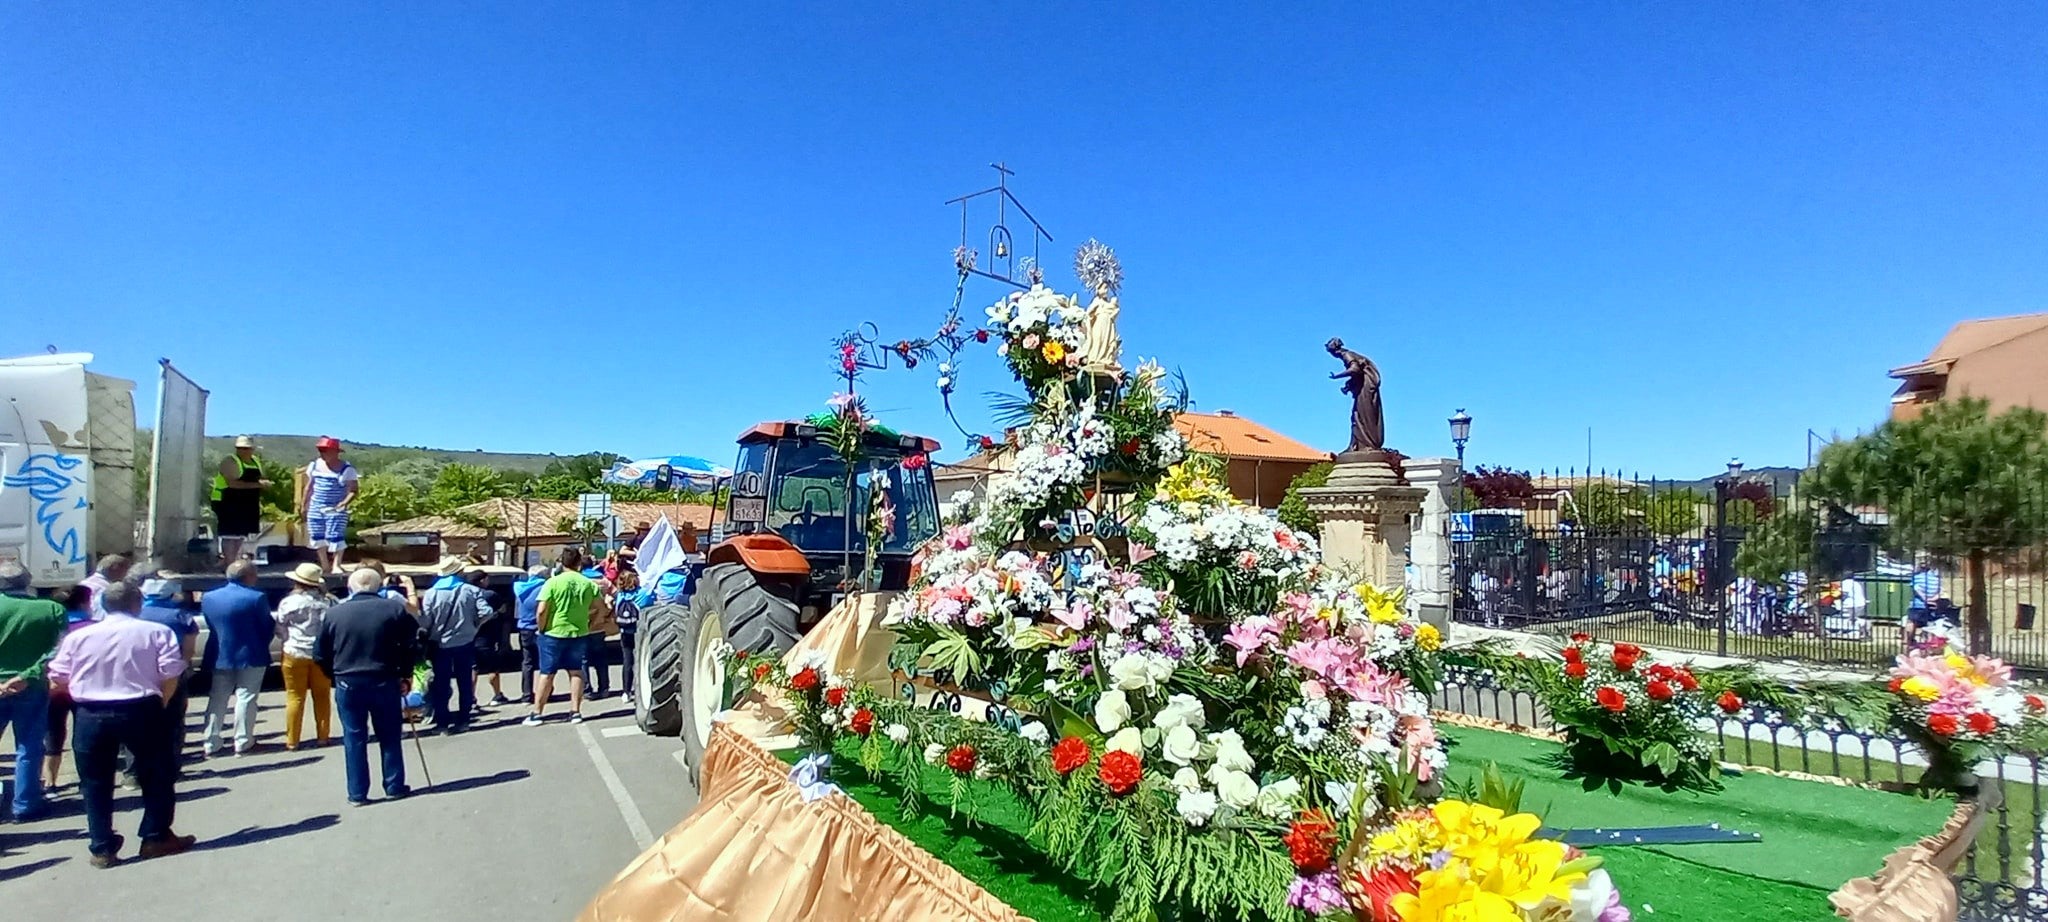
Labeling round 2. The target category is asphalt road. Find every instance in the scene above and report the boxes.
[0,669,700,921]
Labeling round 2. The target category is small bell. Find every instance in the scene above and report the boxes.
[995,239,1009,259]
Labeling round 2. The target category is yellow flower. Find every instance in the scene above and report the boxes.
[1416,622,1443,651]
[1432,801,1542,876]
[1900,676,1942,702]
[1370,814,1445,864]
[1042,340,1066,363]
[1485,839,1585,909]
[1368,597,1404,624]
[1316,605,1341,622]
[1392,869,1521,922]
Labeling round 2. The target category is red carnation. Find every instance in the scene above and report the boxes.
[974,329,990,343]
[945,744,978,775]
[1051,736,1091,776]
[1283,810,1338,874]
[1647,679,1675,702]
[849,707,875,736]
[1646,663,1674,680]
[1596,686,1627,712]
[1119,437,1142,456]
[790,667,821,693]
[1564,662,1588,680]
[2029,695,2046,713]
[1676,669,1700,692]
[753,662,773,683]
[1967,712,1998,736]
[1098,749,1142,796]
[1929,714,1959,737]
[1612,649,1640,672]
[1571,632,1592,643]
[1614,642,1642,657]
[1562,647,1583,664]
[824,686,847,707]
[1717,690,1743,714]
[1888,676,1907,693]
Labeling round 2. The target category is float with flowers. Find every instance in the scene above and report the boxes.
[585,236,1985,922]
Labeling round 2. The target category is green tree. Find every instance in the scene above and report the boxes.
[427,462,507,512]
[351,472,422,526]
[1644,489,1704,537]
[1735,502,1815,587]
[1276,461,1334,534]
[1804,398,2048,654]
[377,456,445,495]
[1565,481,1640,528]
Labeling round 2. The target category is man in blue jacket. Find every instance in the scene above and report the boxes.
[512,565,547,701]
[199,561,275,757]
[138,579,199,773]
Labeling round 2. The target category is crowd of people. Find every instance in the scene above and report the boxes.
[0,538,689,868]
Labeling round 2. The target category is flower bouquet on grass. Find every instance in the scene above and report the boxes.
[1887,646,2048,793]
[1546,638,1720,794]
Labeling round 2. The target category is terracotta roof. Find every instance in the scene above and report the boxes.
[361,497,715,540]
[1173,412,1330,463]
[1890,312,2048,378]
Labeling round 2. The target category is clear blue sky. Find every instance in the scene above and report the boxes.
[5,3,2045,479]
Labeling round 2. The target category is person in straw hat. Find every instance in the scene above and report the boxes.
[273,563,335,749]
[209,436,270,564]
[419,556,489,734]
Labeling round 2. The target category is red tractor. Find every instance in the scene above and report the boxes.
[632,419,940,768]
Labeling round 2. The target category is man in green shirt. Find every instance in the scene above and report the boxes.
[524,547,608,726]
[0,561,67,820]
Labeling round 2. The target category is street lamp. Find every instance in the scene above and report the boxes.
[1449,409,1472,512]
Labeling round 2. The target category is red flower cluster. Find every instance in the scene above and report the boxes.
[824,687,847,707]
[1717,690,1743,714]
[1967,712,1998,735]
[1929,714,1960,737]
[849,708,874,736]
[1565,661,1588,680]
[1098,750,1142,796]
[1283,810,1338,874]
[2030,694,2047,713]
[1646,679,1674,702]
[1051,736,1091,776]
[945,744,979,775]
[753,662,773,683]
[1611,643,1643,672]
[789,667,821,693]
[1571,632,1592,643]
[1562,647,1583,664]
[1596,686,1627,712]
[902,453,930,471]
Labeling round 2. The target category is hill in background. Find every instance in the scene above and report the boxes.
[201,433,569,474]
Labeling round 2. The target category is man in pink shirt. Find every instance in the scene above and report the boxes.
[46,581,194,868]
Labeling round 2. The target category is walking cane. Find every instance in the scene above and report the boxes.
[403,691,434,788]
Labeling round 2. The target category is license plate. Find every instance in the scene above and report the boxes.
[729,497,766,522]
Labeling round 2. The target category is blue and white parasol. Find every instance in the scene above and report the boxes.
[602,455,731,493]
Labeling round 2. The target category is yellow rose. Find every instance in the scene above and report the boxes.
[1416,622,1443,651]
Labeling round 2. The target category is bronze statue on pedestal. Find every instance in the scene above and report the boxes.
[1325,337,1384,457]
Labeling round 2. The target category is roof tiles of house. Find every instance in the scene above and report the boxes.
[1173,411,1330,463]
[1890,312,2048,376]
[361,497,715,540]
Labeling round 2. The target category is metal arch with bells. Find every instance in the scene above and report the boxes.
[946,162,1054,291]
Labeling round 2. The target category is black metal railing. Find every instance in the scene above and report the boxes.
[1431,665,2048,919]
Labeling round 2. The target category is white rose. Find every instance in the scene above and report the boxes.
[1161,724,1204,766]
[1107,727,1144,754]
[1176,788,1220,827]
[1207,729,1255,773]
[1171,766,1203,792]
[1095,689,1133,733]
[923,743,946,765]
[885,724,910,744]
[1213,770,1259,809]
[1254,777,1301,820]
[1109,653,1172,692]
[1019,721,1051,745]
[1153,694,1207,732]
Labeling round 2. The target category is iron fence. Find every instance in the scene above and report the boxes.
[1431,664,2048,920]
[1449,471,2048,675]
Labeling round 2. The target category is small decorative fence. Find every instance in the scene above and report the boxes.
[1431,663,2048,921]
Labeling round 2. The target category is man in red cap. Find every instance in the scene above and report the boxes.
[300,436,360,573]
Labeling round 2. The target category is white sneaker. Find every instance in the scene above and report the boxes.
[522,713,544,727]
[567,713,585,725]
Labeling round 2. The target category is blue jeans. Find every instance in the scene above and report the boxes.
[0,683,50,818]
[73,696,175,856]
[334,677,407,801]
[428,645,477,730]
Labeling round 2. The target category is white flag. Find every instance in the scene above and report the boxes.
[634,515,686,589]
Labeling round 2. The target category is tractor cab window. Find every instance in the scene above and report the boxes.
[767,440,851,548]
[856,459,939,554]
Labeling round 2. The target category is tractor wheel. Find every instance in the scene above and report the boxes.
[699,562,803,655]
[671,563,804,776]
[632,602,688,737]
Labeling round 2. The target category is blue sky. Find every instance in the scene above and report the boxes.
[4,3,2044,479]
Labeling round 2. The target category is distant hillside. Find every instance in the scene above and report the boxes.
[200,433,569,474]
[1665,465,1804,495]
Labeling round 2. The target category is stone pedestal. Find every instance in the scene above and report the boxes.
[1399,457,1462,632]
[1302,453,1427,592]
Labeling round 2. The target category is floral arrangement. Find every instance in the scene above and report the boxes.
[1134,463,1321,619]
[1547,637,1720,793]
[737,648,880,755]
[1347,798,1631,922]
[985,283,1090,390]
[1888,645,2048,791]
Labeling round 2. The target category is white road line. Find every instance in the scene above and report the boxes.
[600,726,640,738]
[577,722,655,849]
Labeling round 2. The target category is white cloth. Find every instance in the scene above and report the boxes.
[635,515,687,587]
[274,590,331,660]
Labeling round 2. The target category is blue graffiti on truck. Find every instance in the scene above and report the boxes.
[4,452,89,565]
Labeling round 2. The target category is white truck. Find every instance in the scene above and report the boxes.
[0,353,210,588]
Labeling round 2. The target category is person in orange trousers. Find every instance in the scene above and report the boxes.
[274,563,334,748]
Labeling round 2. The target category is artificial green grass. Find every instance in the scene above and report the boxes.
[1444,725,1957,921]
[776,728,1955,922]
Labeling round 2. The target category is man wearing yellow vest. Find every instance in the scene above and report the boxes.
[209,436,271,564]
